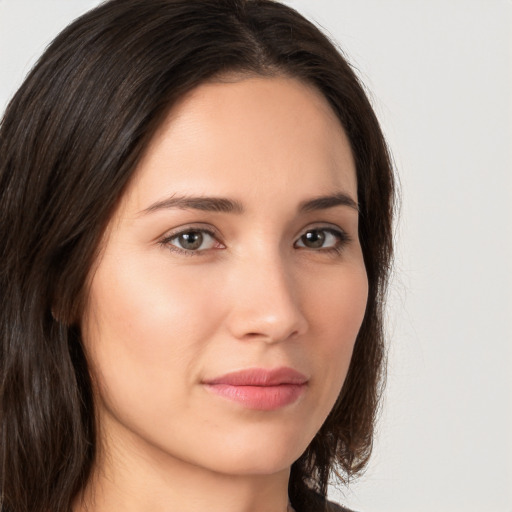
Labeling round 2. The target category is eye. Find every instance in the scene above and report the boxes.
[294,227,349,251]
[161,228,223,254]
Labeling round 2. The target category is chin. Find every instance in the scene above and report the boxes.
[194,427,312,477]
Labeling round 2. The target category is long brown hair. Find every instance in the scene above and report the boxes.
[0,1,395,511]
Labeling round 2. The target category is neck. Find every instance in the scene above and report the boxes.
[74,427,292,512]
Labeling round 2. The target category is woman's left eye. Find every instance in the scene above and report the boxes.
[161,229,223,254]
[294,227,349,251]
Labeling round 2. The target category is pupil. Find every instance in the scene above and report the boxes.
[180,231,203,250]
[303,230,325,248]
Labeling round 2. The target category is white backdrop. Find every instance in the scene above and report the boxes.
[1,1,511,511]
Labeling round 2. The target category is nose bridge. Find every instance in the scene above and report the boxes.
[225,245,308,343]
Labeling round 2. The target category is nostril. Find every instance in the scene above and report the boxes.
[242,332,261,339]
[241,329,301,344]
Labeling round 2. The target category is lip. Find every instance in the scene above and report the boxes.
[203,367,308,411]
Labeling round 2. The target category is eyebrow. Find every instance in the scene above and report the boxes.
[141,195,244,215]
[140,192,358,215]
[299,193,359,213]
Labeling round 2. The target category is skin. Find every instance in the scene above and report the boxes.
[78,75,368,512]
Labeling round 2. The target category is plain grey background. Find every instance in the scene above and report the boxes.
[1,1,511,511]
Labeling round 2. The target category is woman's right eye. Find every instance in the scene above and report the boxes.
[161,229,224,254]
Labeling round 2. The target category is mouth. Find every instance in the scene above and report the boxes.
[202,367,308,411]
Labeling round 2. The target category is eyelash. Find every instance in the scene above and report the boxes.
[159,226,351,256]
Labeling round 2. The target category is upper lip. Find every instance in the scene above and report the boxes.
[203,367,308,386]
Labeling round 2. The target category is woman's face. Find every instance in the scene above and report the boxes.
[82,76,368,477]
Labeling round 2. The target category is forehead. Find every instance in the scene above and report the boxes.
[123,75,357,212]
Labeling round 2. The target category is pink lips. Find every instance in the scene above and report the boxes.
[203,367,308,411]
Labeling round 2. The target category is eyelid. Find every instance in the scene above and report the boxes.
[295,222,350,239]
[160,222,222,240]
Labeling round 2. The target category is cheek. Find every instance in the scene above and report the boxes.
[85,251,218,354]
[81,251,220,417]
[307,260,368,346]
[303,261,368,403]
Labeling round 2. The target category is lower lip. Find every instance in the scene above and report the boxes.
[204,383,306,410]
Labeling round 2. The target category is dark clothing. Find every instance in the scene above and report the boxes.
[292,490,355,512]
[325,500,354,512]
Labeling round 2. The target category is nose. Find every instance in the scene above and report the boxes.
[225,252,308,343]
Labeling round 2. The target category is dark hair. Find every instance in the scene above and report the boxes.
[0,1,395,511]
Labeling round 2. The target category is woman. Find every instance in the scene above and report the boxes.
[0,1,395,511]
